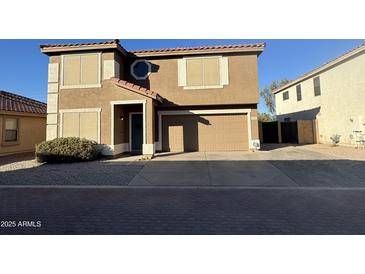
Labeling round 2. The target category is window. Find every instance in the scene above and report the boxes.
[178,56,229,89]
[62,110,100,142]
[296,84,302,101]
[313,76,321,96]
[4,118,18,142]
[283,91,289,100]
[62,53,100,88]
[131,60,151,80]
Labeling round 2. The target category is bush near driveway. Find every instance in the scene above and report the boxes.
[35,137,101,163]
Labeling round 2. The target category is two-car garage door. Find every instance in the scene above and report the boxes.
[162,113,248,152]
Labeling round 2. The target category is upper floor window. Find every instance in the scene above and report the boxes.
[296,84,302,101]
[283,91,289,100]
[313,76,321,96]
[4,118,18,142]
[177,56,229,89]
[61,53,101,88]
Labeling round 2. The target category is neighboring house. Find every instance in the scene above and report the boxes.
[0,91,46,155]
[273,43,365,146]
[40,39,265,157]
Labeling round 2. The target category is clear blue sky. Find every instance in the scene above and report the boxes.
[0,39,362,113]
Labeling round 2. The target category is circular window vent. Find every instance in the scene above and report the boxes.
[131,60,151,80]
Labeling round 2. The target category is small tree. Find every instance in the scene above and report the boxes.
[260,79,290,116]
[258,112,275,122]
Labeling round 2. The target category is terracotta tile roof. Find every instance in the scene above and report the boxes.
[273,42,365,94]
[40,39,128,56]
[111,78,163,103]
[40,39,265,57]
[0,91,47,115]
[40,39,120,49]
[130,43,265,54]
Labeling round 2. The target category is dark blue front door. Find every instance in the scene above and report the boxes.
[131,113,143,152]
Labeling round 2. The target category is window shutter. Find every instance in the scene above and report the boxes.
[220,57,229,86]
[63,55,81,86]
[62,112,80,137]
[203,58,220,86]
[80,112,98,142]
[177,59,187,87]
[81,54,99,84]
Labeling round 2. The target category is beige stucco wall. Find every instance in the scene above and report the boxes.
[125,53,260,106]
[0,113,46,155]
[275,51,365,145]
[58,80,154,146]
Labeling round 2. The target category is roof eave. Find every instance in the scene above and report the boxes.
[40,44,128,56]
[0,110,46,117]
[130,47,265,58]
[111,78,163,103]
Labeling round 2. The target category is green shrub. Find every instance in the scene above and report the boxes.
[35,137,101,163]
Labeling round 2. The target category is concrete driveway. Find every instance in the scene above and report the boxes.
[129,145,365,187]
[0,144,364,187]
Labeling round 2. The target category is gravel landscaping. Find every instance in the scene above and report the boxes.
[0,155,145,186]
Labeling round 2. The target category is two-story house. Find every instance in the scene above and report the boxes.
[273,43,365,146]
[40,40,264,157]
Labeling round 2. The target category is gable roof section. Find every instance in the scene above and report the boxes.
[111,78,163,103]
[0,91,47,115]
[40,39,128,56]
[273,42,365,94]
[130,43,266,57]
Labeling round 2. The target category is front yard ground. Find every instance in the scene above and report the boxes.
[0,144,364,187]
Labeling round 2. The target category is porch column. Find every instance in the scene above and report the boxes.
[142,99,155,157]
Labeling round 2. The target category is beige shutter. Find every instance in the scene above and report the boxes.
[5,118,17,130]
[63,55,81,86]
[186,59,203,86]
[177,59,187,87]
[203,58,220,86]
[79,112,98,141]
[81,54,99,84]
[63,112,80,137]
[220,57,229,86]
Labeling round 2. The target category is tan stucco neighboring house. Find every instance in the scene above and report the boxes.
[273,43,365,146]
[0,91,46,155]
[40,39,265,157]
